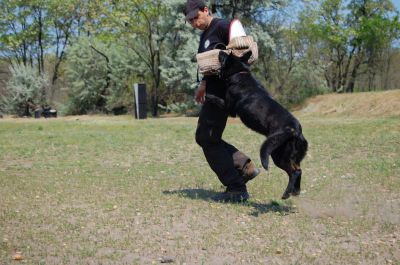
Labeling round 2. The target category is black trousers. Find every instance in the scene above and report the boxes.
[195,100,251,192]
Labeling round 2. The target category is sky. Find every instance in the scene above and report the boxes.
[395,0,400,12]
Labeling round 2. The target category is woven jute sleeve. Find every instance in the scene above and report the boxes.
[196,49,229,75]
[228,36,258,65]
[196,36,258,75]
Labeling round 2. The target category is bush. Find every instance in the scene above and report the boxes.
[2,64,48,116]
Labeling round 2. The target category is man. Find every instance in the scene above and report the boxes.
[184,0,260,202]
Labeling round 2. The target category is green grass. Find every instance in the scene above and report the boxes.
[0,115,399,264]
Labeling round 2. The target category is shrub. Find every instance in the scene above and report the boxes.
[3,64,48,116]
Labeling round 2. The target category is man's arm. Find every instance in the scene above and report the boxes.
[195,80,206,104]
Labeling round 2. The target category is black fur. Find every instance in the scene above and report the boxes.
[211,50,308,199]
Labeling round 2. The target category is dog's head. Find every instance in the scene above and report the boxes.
[219,50,252,79]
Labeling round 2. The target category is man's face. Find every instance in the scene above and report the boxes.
[188,7,209,30]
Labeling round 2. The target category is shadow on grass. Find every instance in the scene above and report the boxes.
[163,188,294,217]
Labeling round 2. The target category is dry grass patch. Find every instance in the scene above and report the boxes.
[297,89,400,118]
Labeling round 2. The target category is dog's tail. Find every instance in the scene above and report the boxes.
[260,127,295,170]
[260,140,271,170]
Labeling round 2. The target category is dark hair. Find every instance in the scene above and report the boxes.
[184,0,207,20]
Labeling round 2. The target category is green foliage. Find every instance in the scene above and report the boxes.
[277,61,329,107]
[2,64,49,116]
[159,5,199,94]
[63,37,107,114]
[63,36,140,115]
[296,0,400,93]
[110,0,201,116]
[104,45,137,111]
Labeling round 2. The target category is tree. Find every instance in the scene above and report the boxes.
[0,0,39,67]
[109,0,198,116]
[159,1,199,103]
[346,0,400,92]
[210,0,287,21]
[63,36,140,115]
[296,0,399,93]
[296,0,350,92]
[0,0,78,103]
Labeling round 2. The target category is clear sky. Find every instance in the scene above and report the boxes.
[394,0,400,12]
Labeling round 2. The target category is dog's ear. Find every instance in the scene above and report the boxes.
[241,50,252,63]
[219,51,229,66]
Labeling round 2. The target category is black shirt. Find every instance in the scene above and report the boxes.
[198,18,230,98]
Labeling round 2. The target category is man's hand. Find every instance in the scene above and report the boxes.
[195,80,206,104]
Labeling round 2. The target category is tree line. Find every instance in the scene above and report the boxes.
[0,0,399,117]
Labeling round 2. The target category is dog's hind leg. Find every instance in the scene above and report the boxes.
[271,142,302,200]
[291,134,307,196]
[282,168,302,200]
[260,127,296,170]
[292,168,302,196]
[205,94,226,109]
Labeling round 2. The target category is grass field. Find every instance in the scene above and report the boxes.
[0,109,399,264]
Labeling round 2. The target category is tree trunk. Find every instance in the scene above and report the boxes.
[367,70,376,91]
[37,8,46,104]
[346,62,360,93]
[382,48,392,90]
[342,46,356,90]
[51,30,70,86]
[151,94,158,117]
[90,45,111,111]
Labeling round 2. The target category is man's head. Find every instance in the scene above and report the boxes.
[184,0,212,30]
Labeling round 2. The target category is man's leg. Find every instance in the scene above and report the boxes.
[195,100,247,192]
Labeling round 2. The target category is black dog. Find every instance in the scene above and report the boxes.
[208,51,308,199]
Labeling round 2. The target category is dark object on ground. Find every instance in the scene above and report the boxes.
[34,107,57,118]
[159,256,175,263]
[209,51,308,200]
[134,83,147,119]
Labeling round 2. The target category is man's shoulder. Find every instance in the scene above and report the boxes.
[212,18,230,28]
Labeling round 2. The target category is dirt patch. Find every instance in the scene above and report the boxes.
[298,186,400,225]
[298,197,359,220]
